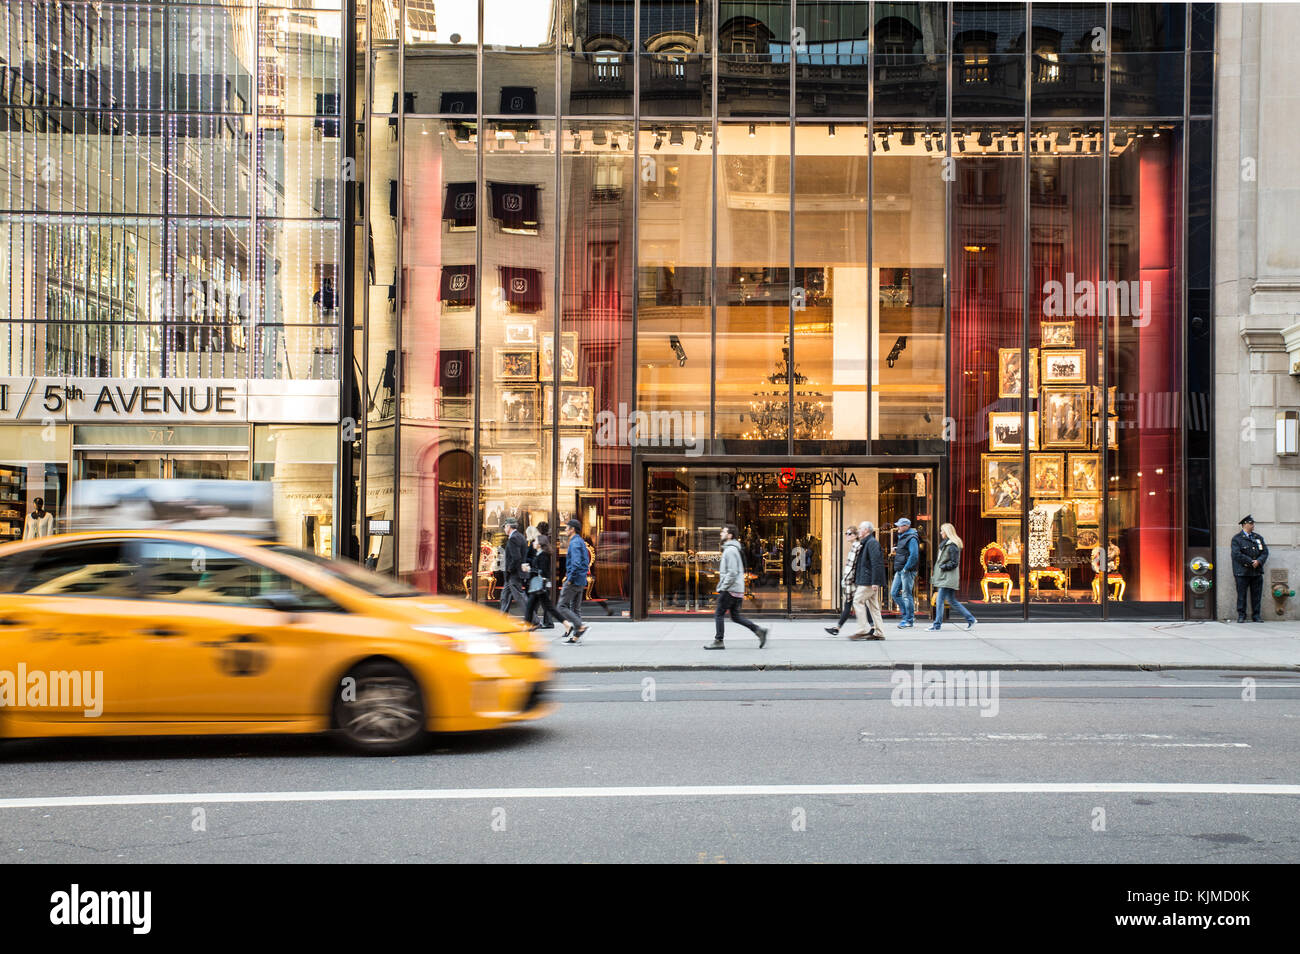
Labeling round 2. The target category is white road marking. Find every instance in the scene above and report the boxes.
[0,783,1297,810]
[859,732,1251,747]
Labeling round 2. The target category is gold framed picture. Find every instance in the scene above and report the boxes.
[480,454,504,489]
[497,385,540,442]
[997,347,1039,399]
[557,431,590,488]
[995,519,1023,564]
[1040,387,1091,448]
[1040,321,1075,347]
[494,348,537,382]
[541,332,579,383]
[1075,526,1100,549]
[504,321,536,345]
[1041,348,1088,385]
[988,411,1038,451]
[506,451,541,485]
[981,454,1025,517]
[556,386,594,426]
[1029,453,1065,498]
[1068,453,1101,497]
[1074,498,1101,523]
[1091,385,1118,416]
[1091,416,1118,449]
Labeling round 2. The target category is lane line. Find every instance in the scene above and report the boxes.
[1,783,1298,809]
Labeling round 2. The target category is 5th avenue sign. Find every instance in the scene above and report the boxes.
[0,378,247,423]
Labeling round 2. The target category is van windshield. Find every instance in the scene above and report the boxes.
[267,546,423,598]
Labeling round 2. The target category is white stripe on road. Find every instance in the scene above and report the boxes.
[0,782,1297,810]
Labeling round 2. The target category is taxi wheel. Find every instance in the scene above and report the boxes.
[332,660,428,755]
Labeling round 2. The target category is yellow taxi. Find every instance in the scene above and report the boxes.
[0,530,554,754]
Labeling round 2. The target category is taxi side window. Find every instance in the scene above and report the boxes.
[5,542,140,598]
[134,540,340,612]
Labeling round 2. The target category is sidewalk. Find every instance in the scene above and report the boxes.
[539,618,1300,672]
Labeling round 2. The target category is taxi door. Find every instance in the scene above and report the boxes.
[128,538,346,723]
[0,538,147,726]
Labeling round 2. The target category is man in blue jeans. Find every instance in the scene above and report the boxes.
[890,517,919,628]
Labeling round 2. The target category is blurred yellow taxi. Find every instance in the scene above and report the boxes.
[0,531,553,754]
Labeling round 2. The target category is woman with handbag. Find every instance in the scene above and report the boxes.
[928,522,976,632]
[524,521,557,630]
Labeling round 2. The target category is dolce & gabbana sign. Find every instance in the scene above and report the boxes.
[0,378,246,423]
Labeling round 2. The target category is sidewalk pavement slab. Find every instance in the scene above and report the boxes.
[535,619,1300,672]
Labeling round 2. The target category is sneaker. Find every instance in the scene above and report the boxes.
[897,621,913,629]
[824,626,839,635]
[926,624,941,631]
[757,626,769,649]
[703,639,726,650]
[865,633,886,640]
[849,632,870,641]
[965,619,976,631]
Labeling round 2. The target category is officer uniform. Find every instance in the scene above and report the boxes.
[1230,515,1269,623]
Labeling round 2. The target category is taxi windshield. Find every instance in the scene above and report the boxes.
[267,546,423,598]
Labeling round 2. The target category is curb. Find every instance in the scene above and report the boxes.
[552,662,1300,673]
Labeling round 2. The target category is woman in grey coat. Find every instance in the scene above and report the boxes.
[928,522,976,631]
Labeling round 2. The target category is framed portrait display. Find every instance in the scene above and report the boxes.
[988,411,1038,451]
[1074,498,1101,523]
[1090,385,1117,416]
[995,519,1023,564]
[997,347,1039,399]
[506,451,541,485]
[1040,348,1088,385]
[557,432,589,488]
[980,454,1025,517]
[556,386,594,426]
[483,499,506,529]
[497,386,540,441]
[541,332,579,383]
[1068,453,1101,497]
[504,321,536,345]
[494,348,537,382]
[1091,416,1118,449]
[1075,526,1100,549]
[1029,453,1065,498]
[1040,387,1091,448]
[1040,321,1075,347]
[480,454,504,489]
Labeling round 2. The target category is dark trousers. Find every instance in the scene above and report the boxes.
[715,591,761,640]
[834,596,855,629]
[524,586,555,626]
[1235,575,1263,621]
[499,577,525,615]
[554,580,585,629]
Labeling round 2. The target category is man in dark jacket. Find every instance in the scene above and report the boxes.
[555,519,590,642]
[850,521,887,640]
[890,517,920,628]
[1231,514,1269,623]
[499,517,528,615]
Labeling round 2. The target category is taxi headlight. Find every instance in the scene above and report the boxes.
[413,625,516,654]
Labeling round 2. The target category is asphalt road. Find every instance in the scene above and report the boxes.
[1,670,1297,863]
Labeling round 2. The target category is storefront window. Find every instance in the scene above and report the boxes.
[253,424,338,557]
[0,425,70,542]
[639,1,712,118]
[873,2,947,118]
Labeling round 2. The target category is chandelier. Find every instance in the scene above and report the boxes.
[742,344,828,441]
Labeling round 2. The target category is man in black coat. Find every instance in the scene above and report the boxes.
[1231,515,1269,623]
[499,517,529,616]
[850,521,887,640]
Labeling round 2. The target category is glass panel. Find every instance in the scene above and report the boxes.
[0,460,68,542]
[794,2,869,119]
[1027,122,1101,617]
[255,220,342,380]
[951,1,1025,118]
[872,1,947,119]
[254,424,337,556]
[793,121,867,456]
[715,121,790,453]
[562,1,634,116]
[476,119,556,610]
[636,122,713,445]
[639,0,712,118]
[484,0,557,117]
[257,6,342,119]
[1029,3,1106,118]
[871,121,946,456]
[370,0,399,112]
[948,121,1025,614]
[399,116,477,595]
[166,4,257,113]
[1105,121,1183,616]
[257,116,341,219]
[403,0,477,113]
[717,1,791,118]
[559,121,635,615]
[166,218,253,379]
[364,121,398,574]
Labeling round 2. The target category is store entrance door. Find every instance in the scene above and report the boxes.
[644,463,936,617]
[75,452,251,481]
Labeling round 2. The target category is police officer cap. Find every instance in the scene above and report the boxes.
[1239,515,1254,526]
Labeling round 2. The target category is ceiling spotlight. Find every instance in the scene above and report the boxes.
[1075,138,1083,153]
[879,134,890,152]
[693,131,703,150]
[828,124,836,138]
[1152,126,1161,138]
[571,131,581,151]
[901,128,915,147]
[996,138,1004,152]
[611,136,620,150]
[653,133,663,150]
[924,135,933,152]
[956,137,965,153]
[977,128,992,148]
[1056,130,1070,148]
[748,123,756,138]
[669,126,683,146]
[592,128,607,146]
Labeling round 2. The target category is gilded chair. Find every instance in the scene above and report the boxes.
[1091,544,1125,601]
[979,543,1014,602]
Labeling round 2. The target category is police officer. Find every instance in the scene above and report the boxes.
[1230,515,1269,623]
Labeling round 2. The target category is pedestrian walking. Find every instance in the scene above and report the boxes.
[555,519,590,642]
[850,521,887,640]
[498,517,527,616]
[704,524,769,650]
[890,517,920,628]
[1231,514,1269,623]
[523,521,557,630]
[825,527,861,635]
[927,523,976,631]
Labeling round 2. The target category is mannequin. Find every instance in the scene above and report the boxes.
[1027,505,1051,568]
[1052,502,1077,557]
[23,496,53,539]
